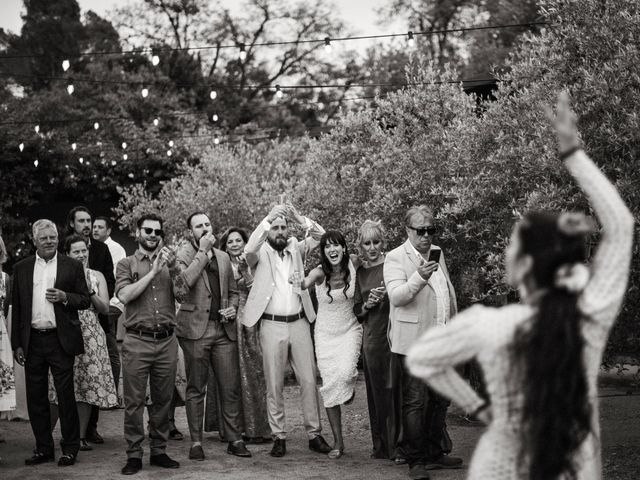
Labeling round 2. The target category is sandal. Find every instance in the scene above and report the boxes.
[328,448,344,459]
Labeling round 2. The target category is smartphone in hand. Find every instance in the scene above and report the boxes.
[428,249,441,264]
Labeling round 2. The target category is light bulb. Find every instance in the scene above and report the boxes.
[275,85,283,98]
[34,159,39,167]
[86,160,90,165]
[35,125,40,133]
[238,43,247,61]
[407,31,416,47]
[62,59,70,71]
[71,143,77,151]
[212,114,219,122]
[123,153,128,160]
[128,173,135,179]
[210,90,217,100]
[94,122,99,130]
[167,149,172,157]
[67,84,74,95]
[111,160,117,166]
[214,136,220,145]
[168,140,174,147]
[141,88,149,98]
[152,55,160,66]
[153,118,159,126]
[324,37,332,52]
[122,142,127,149]
[19,142,24,152]
[79,157,84,164]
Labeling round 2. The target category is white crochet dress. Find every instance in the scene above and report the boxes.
[315,261,364,408]
[407,150,634,479]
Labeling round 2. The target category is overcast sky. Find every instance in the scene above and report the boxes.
[0,0,396,42]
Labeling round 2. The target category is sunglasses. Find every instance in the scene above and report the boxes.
[142,227,164,236]
[408,225,437,237]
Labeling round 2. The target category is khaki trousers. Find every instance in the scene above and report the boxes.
[122,333,177,459]
[259,318,322,440]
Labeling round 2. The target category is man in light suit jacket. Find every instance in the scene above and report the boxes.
[243,203,332,458]
[384,205,462,480]
[12,219,91,467]
[173,212,250,461]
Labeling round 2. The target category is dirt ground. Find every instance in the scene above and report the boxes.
[1,375,639,480]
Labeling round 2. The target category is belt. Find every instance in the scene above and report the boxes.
[261,312,305,323]
[31,327,57,334]
[126,327,174,339]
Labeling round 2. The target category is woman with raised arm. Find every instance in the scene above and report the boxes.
[406,92,634,480]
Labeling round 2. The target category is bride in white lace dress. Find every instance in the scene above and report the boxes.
[296,230,363,459]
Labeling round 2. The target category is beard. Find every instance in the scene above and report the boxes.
[267,235,287,252]
[139,237,159,252]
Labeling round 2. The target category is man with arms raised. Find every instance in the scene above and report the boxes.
[243,202,331,457]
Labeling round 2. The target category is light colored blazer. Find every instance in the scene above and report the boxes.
[243,216,324,328]
[384,240,458,355]
[173,241,239,341]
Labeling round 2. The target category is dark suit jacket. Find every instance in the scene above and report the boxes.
[89,240,115,298]
[11,254,91,356]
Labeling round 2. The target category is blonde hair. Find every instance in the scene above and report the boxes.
[356,220,387,251]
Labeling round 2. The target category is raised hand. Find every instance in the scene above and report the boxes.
[198,232,216,253]
[162,246,177,267]
[417,258,439,281]
[547,90,581,154]
[286,202,305,225]
[267,204,289,223]
[151,252,167,275]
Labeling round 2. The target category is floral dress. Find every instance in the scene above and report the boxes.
[407,150,634,479]
[49,269,118,408]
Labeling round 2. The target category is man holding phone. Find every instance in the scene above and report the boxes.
[384,205,460,480]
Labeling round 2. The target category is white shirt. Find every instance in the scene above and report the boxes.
[104,237,127,275]
[410,243,451,326]
[263,243,303,316]
[31,252,58,329]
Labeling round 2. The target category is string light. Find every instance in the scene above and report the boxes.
[128,173,135,178]
[111,160,117,166]
[94,122,99,130]
[168,140,174,147]
[324,37,332,52]
[34,125,40,133]
[209,90,217,100]
[167,149,172,157]
[211,114,218,122]
[151,55,160,66]
[33,159,39,167]
[123,153,128,160]
[407,31,416,47]
[214,136,220,145]
[79,157,84,164]
[19,142,24,152]
[71,142,77,151]
[153,118,159,126]
[238,43,247,61]
[122,142,127,149]
[141,87,149,98]
[275,85,283,98]
[62,59,70,71]
[67,83,74,95]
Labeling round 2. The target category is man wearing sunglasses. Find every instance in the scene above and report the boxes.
[384,205,461,480]
[115,213,181,475]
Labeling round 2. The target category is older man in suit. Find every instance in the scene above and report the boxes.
[384,205,462,480]
[173,212,249,461]
[243,203,331,458]
[11,219,91,467]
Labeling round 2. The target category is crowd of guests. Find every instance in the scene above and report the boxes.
[0,94,634,480]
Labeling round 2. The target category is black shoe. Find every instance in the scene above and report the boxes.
[409,464,432,480]
[25,451,54,465]
[188,445,205,461]
[121,458,142,475]
[227,440,252,457]
[269,439,286,457]
[58,453,76,467]
[424,454,463,470]
[149,453,180,469]
[168,429,184,440]
[308,435,332,454]
[86,430,104,444]
[80,439,93,451]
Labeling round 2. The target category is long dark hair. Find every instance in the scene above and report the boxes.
[512,211,592,480]
[319,230,350,303]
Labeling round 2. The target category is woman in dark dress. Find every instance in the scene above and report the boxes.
[353,220,403,462]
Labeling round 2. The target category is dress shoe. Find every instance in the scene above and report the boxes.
[25,451,54,465]
[409,464,432,480]
[149,453,180,468]
[86,430,104,444]
[269,438,286,457]
[57,453,76,467]
[424,454,463,470]
[308,435,332,454]
[121,458,142,475]
[227,440,252,457]
[168,428,184,440]
[80,439,93,451]
[188,445,205,461]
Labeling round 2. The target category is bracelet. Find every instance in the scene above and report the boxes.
[559,146,582,161]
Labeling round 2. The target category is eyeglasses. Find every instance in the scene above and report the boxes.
[142,227,164,236]
[407,225,437,237]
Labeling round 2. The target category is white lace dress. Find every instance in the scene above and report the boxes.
[315,261,364,408]
[407,150,634,480]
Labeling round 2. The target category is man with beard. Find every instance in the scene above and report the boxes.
[66,206,116,443]
[172,211,250,461]
[115,213,180,475]
[383,205,461,480]
[243,203,332,458]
